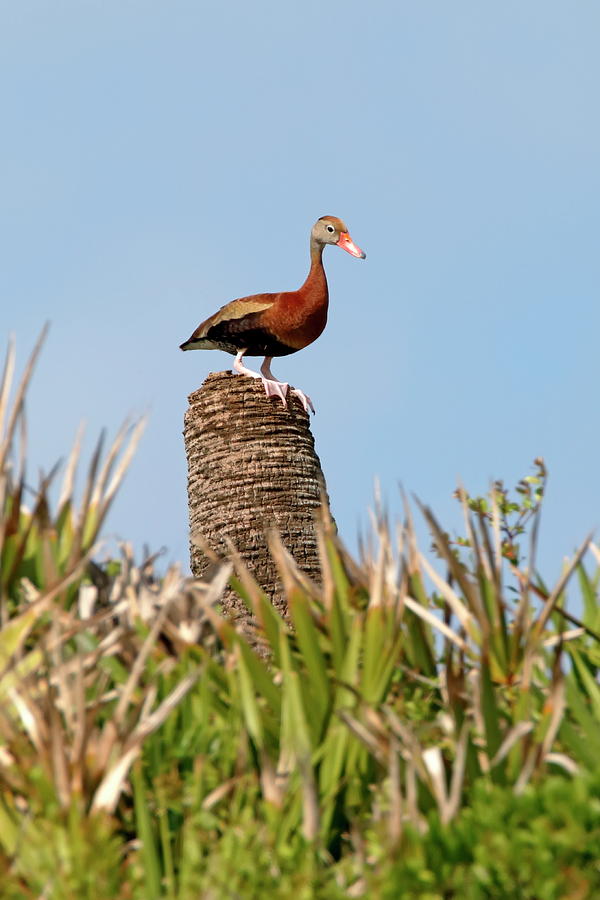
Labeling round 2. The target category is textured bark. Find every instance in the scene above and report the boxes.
[183,371,329,637]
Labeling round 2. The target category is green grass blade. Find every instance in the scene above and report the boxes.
[132,761,162,900]
[289,591,330,738]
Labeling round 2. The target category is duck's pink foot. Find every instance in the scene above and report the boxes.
[233,352,311,412]
[262,377,289,407]
[291,387,315,414]
[234,351,262,380]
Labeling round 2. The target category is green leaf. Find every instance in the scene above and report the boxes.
[132,761,162,900]
[289,591,330,739]
[480,657,504,778]
[0,602,46,673]
[570,647,600,721]
[236,647,265,750]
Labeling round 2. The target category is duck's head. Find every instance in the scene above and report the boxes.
[312,216,366,259]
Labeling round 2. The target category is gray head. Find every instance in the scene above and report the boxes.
[311,215,366,258]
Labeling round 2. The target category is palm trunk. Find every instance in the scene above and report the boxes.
[183,371,329,636]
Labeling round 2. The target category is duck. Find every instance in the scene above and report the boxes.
[179,215,366,413]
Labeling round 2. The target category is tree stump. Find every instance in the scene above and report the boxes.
[183,371,329,636]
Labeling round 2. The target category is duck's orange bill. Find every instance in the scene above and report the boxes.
[338,232,366,259]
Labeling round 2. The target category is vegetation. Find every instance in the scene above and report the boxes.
[2,335,600,898]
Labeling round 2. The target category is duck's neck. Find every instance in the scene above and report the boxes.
[302,238,328,298]
[310,236,325,267]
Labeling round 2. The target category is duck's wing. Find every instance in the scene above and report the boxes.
[179,293,277,352]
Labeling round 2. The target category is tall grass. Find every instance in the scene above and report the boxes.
[1,334,600,899]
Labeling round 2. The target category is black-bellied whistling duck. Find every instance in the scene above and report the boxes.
[179,215,365,413]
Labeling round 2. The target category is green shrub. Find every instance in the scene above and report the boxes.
[365,773,600,899]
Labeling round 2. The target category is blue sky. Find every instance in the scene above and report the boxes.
[2,2,599,582]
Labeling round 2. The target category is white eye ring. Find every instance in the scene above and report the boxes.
[326,224,335,234]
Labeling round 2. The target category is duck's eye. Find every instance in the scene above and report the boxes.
[326,224,335,234]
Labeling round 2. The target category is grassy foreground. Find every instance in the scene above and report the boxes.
[1,336,600,899]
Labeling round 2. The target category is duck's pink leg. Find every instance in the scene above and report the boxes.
[262,357,315,415]
[233,351,288,407]
[233,349,261,380]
